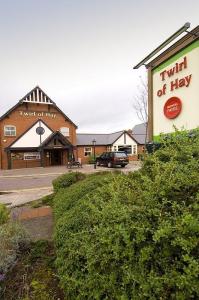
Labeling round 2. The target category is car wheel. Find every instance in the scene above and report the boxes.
[96,161,100,166]
[121,165,125,168]
[107,162,112,168]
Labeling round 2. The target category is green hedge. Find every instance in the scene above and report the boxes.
[53,171,116,220]
[0,204,9,225]
[88,154,95,164]
[54,130,199,299]
[52,171,86,192]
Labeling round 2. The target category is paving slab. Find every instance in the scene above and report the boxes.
[0,162,142,178]
[11,206,53,241]
[21,215,53,241]
[0,187,53,208]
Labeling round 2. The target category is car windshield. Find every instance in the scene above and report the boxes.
[115,152,127,158]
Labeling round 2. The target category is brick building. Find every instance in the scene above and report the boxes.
[0,86,141,169]
[0,86,77,169]
[131,123,148,154]
[76,131,138,164]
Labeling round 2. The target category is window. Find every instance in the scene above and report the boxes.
[60,127,69,137]
[11,153,23,160]
[133,145,137,155]
[118,145,132,155]
[84,147,92,157]
[24,152,41,160]
[4,125,16,136]
[115,152,127,158]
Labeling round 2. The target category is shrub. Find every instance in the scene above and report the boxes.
[1,239,62,300]
[29,279,54,300]
[0,204,9,225]
[29,240,50,261]
[27,241,57,300]
[53,171,114,220]
[55,173,142,299]
[88,154,101,164]
[52,172,86,192]
[88,154,95,164]
[41,193,55,206]
[54,130,199,299]
[88,153,102,164]
[0,222,30,275]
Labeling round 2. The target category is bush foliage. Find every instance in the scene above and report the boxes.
[52,171,86,192]
[0,222,29,275]
[54,171,117,220]
[0,204,9,225]
[54,130,199,299]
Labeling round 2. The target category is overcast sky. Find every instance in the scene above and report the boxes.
[0,0,199,133]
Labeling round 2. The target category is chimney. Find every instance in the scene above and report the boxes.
[127,129,133,136]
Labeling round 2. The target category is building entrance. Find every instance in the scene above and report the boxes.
[50,149,62,166]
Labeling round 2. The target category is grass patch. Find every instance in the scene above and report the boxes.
[24,193,55,209]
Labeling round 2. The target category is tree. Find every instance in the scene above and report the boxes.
[133,75,148,145]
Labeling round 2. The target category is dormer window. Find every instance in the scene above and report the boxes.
[4,125,16,136]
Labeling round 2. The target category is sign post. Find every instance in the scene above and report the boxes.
[134,24,199,143]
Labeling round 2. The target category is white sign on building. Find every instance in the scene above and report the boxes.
[152,40,199,141]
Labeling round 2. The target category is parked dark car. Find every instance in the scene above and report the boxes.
[96,151,129,168]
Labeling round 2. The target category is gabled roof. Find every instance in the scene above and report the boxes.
[7,119,53,149]
[107,131,124,144]
[40,131,73,148]
[77,130,137,146]
[19,86,55,105]
[76,131,123,146]
[132,123,148,144]
[77,133,109,145]
[0,86,78,128]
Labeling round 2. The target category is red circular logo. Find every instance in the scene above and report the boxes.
[164,97,182,119]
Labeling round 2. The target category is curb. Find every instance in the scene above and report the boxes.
[0,186,53,193]
[0,172,65,179]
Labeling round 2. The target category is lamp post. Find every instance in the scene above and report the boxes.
[92,139,96,169]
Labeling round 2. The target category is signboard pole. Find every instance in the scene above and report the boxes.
[148,66,153,141]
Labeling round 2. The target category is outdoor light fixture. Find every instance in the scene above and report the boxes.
[133,22,191,69]
[92,139,96,169]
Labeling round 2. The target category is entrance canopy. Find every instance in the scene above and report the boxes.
[40,131,73,150]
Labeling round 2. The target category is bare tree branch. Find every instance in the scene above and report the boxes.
[133,76,148,145]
